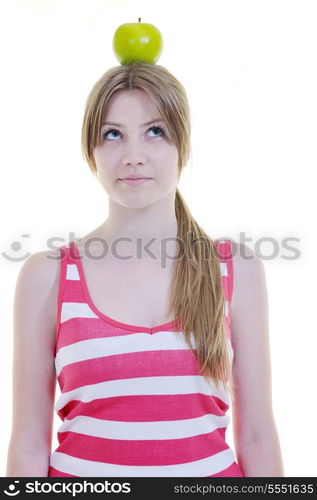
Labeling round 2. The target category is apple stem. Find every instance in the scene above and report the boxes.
[138,17,141,22]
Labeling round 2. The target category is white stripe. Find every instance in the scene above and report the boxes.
[66,264,80,280]
[55,331,193,376]
[54,374,231,413]
[61,302,99,323]
[56,412,230,440]
[50,447,236,477]
[224,300,229,316]
[220,261,228,276]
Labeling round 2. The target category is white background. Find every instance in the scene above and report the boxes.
[0,0,316,477]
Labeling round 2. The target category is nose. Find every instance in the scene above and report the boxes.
[123,157,145,167]
[122,139,147,166]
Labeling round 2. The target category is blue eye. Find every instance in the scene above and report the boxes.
[102,124,167,140]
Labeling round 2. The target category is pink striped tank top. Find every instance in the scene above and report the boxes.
[48,239,244,477]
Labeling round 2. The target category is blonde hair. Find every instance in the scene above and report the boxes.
[81,62,234,399]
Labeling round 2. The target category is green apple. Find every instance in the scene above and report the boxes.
[112,18,163,65]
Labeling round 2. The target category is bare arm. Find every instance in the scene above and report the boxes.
[230,242,284,477]
[6,250,60,477]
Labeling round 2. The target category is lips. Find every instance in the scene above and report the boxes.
[119,177,153,186]
[121,177,150,180]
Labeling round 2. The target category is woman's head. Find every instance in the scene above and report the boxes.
[81,62,191,205]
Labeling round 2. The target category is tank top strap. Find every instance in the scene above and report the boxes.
[214,239,234,304]
[213,239,234,350]
[55,240,86,349]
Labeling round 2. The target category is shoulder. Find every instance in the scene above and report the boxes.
[230,241,266,305]
[15,248,62,323]
[17,248,61,287]
[215,239,264,288]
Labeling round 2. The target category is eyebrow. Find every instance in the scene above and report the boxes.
[102,118,165,128]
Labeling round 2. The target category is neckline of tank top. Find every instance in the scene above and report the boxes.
[66,240,179,335]
[65,239,230,335]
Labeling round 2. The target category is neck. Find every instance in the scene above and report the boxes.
[100,190,179,262]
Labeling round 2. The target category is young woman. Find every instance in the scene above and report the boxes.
[6,62,284,477]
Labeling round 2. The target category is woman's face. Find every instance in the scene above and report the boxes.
[93,89,179,208]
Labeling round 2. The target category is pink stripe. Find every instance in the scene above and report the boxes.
[56,318,139,350]
[58,349,201,391]
[63,279,86,302]
[216,240,233,261]
[54,428,229,466]
[57,393,228,422]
